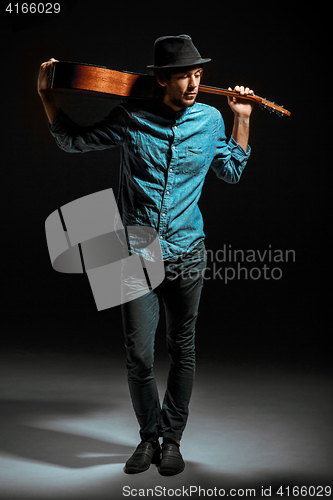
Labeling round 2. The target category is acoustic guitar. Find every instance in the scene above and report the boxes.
[48,61,291,117]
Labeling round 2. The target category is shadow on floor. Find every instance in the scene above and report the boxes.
[0,399,134,468]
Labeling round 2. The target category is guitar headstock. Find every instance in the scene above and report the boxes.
[258,98,291,117]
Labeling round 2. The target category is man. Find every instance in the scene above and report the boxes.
[38,35,254,476]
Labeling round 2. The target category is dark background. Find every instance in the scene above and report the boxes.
[1,2,329,370]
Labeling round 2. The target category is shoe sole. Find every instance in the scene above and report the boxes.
[123,464,150,474]
[158,464,185,476]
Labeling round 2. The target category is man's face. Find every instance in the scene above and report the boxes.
[160,66,203,112]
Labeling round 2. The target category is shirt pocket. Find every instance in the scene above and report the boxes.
[182,146,207,174]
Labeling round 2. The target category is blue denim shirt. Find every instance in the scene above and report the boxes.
[49,99,250,260]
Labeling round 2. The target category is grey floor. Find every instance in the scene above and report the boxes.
[0,350,332,499]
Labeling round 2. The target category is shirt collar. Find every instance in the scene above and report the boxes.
[153,99,191,121]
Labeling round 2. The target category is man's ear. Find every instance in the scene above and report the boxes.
[155,74,167,87]
[154,70,168,87]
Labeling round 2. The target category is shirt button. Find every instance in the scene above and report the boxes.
[162,213,166,217]
[170,168,173,172]
[172,146,176,150]
[160,235,163,239]
[166,191,170,195]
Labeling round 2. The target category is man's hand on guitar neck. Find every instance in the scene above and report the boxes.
[228,85,254,153]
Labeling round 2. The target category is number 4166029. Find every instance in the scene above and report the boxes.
[276,485,332,496]
[5,3,61,14]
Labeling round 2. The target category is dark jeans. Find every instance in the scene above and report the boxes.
[121,241,207,442]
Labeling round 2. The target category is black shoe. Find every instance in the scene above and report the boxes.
[158,441,185,476]
[124,441,161,474]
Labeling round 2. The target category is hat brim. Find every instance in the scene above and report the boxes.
[147,57,211,69]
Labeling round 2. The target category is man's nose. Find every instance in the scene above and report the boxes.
[188,75,197,89]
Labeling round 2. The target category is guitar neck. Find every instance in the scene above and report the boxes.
[199,85,291,116]
[200,85,249,97]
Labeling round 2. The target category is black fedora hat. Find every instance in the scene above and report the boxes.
[147,34,211,69]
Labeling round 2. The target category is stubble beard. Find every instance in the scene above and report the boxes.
[170,94,197,110]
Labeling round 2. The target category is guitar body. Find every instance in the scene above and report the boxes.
[48,61,290,116]
[49,61,156,99]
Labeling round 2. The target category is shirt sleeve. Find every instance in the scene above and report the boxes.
[210,112,251,183]
[49,104,129,153]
